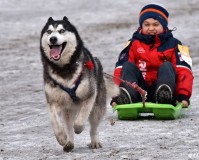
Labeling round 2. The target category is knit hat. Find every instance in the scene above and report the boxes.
[139,4,169,29]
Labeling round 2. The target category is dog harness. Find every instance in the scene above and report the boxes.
[49,60,94,102]
[49,75,81,101]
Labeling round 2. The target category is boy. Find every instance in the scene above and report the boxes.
[111,4,194,108]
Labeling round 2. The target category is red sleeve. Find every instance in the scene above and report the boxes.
[171,44,194,99]
[113,40,135,85]
[175,67,194,98]
[113,67,122,85]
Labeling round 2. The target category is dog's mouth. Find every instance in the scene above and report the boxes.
[49,42,67,60]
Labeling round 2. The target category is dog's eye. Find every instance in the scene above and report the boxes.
[46,30,52,34]
[59,29,65,34]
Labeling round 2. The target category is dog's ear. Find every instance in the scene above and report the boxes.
[48,17,54,22]
[63,16,68,22]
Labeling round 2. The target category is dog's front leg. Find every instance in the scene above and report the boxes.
[48,104,67,146]
[62,107,77,152]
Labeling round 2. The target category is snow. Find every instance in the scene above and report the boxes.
[0,0,199,160]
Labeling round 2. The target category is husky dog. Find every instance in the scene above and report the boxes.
[40,16,119,152]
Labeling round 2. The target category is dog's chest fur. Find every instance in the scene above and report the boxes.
[44,61,96,107]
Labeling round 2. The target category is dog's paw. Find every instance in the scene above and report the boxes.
[74,124,85,134]
[56,134,67,146]
[57,137,66,146]
[88,142,102,149]
[63,141,74,152]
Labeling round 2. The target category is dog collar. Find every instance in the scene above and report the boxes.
[84,60,94,70]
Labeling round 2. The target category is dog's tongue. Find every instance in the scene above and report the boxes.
[50,46,62,60]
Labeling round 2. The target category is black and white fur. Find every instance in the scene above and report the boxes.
[40,16,119,152]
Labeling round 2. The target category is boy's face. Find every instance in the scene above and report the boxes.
[142,18,164,35]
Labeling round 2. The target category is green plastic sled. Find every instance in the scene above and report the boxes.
[113,102,190,120]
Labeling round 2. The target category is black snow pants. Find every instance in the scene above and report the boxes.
[120,61,176,103]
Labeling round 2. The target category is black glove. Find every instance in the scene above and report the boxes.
[176,94,190,105]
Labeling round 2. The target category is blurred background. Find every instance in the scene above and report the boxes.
[0,0,198,73]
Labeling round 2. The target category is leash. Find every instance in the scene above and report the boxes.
[104,72,147,108]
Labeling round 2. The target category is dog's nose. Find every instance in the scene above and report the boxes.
[50,36,57,44]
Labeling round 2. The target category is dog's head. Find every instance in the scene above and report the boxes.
[40,17,82,67]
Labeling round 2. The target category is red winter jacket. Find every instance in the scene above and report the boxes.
[113,30,194,102]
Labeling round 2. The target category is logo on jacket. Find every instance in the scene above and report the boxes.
[137,47,146,54]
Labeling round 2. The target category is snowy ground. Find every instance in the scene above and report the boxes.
[0,0,199,160]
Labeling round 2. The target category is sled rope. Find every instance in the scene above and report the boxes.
[104,72,147,107]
